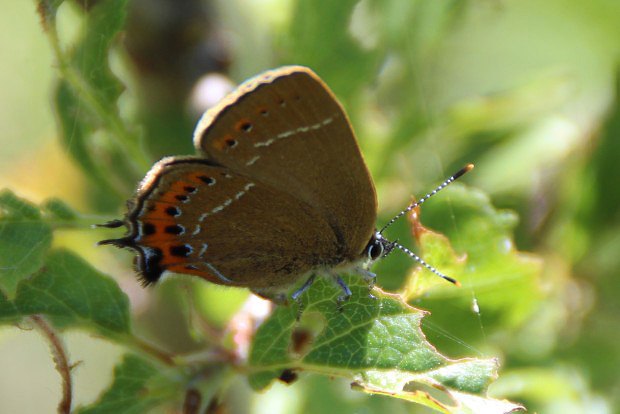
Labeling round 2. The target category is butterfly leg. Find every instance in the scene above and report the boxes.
[291,274,317,301]
[291,274,317,320]
[356,267,377,300]
[334,276,352,312]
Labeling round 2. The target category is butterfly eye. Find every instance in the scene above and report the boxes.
[367,240,384,261]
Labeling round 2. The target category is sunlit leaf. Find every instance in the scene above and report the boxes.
[405,184,544,353]
[249,275,520,413]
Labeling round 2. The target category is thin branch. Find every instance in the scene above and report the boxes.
[30,315,72,414]
[125,335,177,367]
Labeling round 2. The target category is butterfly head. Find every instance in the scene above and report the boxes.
[364,231,396,264]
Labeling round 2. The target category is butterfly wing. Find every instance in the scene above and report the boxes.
[104,157,340,291]
[193,66,377,261]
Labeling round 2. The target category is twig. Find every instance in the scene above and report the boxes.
[30,315,72,414]
[128,336,177,367]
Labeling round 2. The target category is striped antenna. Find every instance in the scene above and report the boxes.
[379,163,474,234]
[392,241,460,286]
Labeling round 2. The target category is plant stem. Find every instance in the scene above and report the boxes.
[31,315,72,414]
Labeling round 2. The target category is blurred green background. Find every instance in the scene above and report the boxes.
[1,0,620,412]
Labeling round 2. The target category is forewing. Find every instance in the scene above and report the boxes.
[193,66,377,260]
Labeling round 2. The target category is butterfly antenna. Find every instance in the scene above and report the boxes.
[392,241,460,286]
[379,163,474,234]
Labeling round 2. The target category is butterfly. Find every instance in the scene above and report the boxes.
[100,66,471,305]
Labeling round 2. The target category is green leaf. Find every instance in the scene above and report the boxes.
[0,189,41,219]
[54,80,122,203]
[76,354,175,414]
[0,190,52,297]
[70,0,127,107]
[41,197,78,220]
[51,0,141,204]
[0,245,130,336]
[249,275,521,413]
[404,184,544,351]
[12,249,131,336]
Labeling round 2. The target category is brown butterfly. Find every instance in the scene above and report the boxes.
[100,66,471,304]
